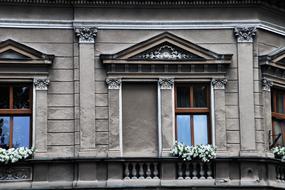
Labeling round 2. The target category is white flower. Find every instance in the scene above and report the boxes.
[0,147,34,164]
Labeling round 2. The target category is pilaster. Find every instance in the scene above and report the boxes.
[234,26,256,152]
[75,27,97,157]
[33,78,49,157]
[106,78,122,157]
[159,78,174,157]
[212,79,227,152]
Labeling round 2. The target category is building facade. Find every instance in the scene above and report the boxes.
[0,0,285,189]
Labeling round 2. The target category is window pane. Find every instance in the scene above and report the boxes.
[193,85,207,107]
[177,115,191,145]
[13,86,30,109]
[177,87,190,107]
[273,119,285,146]
[12,116,30,148]
[0,86,9,109]
[0,117,10,149]
[194,115,208,145]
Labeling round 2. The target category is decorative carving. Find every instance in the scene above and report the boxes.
[106,78,121,89]
[75,27,97,43]
[133,44,202,60]
[262,78,273,92]
[0,167,32,181]
[34,78,49,90]
[211,79,227,90]
[234,26,256,42]
[159,78,174,89]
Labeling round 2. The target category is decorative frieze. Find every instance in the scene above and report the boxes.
[0,167,32,181]
[211,79,227,90]
[75,27,97,43]
[159,78,174,89]
[34,78,49,90]
[234,26,256,42]
[106,78,121,90]
[133,44,202,60]
[262,78,273,92]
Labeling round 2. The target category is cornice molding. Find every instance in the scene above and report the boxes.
[0,0,285,10]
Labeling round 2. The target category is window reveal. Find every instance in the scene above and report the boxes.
[0,84,32,149]
[272,89,285,146]
[175,84,211,146]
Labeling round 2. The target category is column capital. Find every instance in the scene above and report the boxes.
[262,78,273,92]
[211,78,227,90]
[106,78,121,90]
[234,26,256,42]
[34,78,49,91]
[158,78,174,89]
[75,27,97,43]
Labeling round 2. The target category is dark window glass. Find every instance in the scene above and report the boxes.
[0,86,9,109]
[272,89,285,146]
[193,85,207,107]
[0,117,10,149]
[177,87,190,107]
[13,86,30,109]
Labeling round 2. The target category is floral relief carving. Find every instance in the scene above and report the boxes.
[159,78,174,89]
[75,27,97,43]
[0,167,32,181]
[211,79,227,90]
[262,78,273,92]
[106,78,121,89]
[34,78,50,91]
[234,26,256,42]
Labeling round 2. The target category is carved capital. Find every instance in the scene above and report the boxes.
[234,26,256,42]
[0,167,32,181]
[106,78,121,90]
[159,78,174,89]
[34,78,49,90]
[75,27,97,43]
[262,78,273,92]
[212,79,227,90]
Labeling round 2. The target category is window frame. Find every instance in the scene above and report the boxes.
[271,88,285,146]
[174,83,212,145]
[0,83,33,149]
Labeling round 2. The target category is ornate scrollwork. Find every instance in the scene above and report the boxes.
[0,167,32,181]
[134,44,201,60]
[75,27,97,43]
[234,26,256,42]
[211,79,227,90]
[159,78,174,89]
[262,78,273,92]
[106,78,121,89]
[34,78,50,90]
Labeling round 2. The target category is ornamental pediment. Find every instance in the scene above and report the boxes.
[0,39,54,65]
[101,32,232,65]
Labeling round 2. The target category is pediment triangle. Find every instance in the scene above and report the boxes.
[0,49,31,60]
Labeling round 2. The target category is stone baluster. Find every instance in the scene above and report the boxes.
[153,163,159,179]
[124,162,130,180]
[139,163,145,179]
[177,162,183,179]
[276,166,281,181]
[199,162,205,179]
[146,163,152,179]
[132,163,137,179]
[207,162,213,179]
[192,162,198,179]
[185,162,190,179]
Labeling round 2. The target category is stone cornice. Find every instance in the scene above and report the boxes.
[0,0,285,10]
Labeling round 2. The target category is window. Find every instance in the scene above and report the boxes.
[175,83,211,146]
[0,84,32,149]
[271,88,285,146]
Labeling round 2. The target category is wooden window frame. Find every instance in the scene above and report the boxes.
[0,84,32,149]
[175,83,211,145]
[272,88,285,146]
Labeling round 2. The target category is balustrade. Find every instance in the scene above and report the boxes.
[123,162,160,180]
[176,161,213,180]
